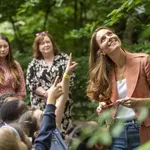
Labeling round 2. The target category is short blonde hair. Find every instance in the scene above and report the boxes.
[0,128,20,150]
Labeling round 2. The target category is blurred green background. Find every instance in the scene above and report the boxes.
[0,0,150,148]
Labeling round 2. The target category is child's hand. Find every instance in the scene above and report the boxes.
[47,76,63,105]
[65,53,78,75]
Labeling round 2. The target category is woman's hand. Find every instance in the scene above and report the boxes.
[65,53,78,75]
[116,97,140,108]
[96,102,108,116]
[47,76,64,105]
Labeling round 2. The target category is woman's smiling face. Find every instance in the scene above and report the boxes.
[96,28,122,55]
[39,36,53,55]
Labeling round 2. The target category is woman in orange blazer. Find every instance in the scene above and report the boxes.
[87,26,150,149]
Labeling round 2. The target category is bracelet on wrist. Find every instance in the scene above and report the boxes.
[63,73,70,79]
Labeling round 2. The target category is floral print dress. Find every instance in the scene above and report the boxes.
[26,53,75,137]
[0,60,26,99]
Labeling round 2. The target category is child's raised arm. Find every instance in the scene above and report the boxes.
[55,53,78,127]
[47,76,63,105]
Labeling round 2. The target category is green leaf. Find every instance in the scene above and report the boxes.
[111,122,124,137]
[137,107,149,123]
[55,0,64,7]
[138,141,150,150]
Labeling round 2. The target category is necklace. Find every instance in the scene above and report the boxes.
[115,66,126,83]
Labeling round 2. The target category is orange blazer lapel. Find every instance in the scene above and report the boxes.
[126,52,140,97]
[110,52,141,102]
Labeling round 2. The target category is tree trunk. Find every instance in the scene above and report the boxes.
[9,17,24,53]
[43,4,50,30]
[123,17,136,45]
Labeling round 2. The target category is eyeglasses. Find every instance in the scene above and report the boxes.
[35,31,48,37]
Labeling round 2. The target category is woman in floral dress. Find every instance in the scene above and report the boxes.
[0,33,26,101]
[26,31,75,138]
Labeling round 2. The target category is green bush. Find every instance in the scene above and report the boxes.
[72,55,98,121]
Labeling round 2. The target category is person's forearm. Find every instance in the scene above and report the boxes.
[35,87,48,98]
[140,97,150,107]
[55,75,70,127]
[133,97,150,107]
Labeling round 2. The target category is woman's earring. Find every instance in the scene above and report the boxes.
[97,50,101,57]
[101,51,106,56]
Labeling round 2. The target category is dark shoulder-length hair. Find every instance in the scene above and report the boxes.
[33,32,60,59]
[0,33,21,89]
[87,26,115,102]
[0,99,28,123]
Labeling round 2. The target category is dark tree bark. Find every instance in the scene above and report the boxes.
[74,0,78,29]
[123,17,136,45]
[43,4,50,30]
[9,17,24,52]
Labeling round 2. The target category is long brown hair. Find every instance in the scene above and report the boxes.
[0,34,21,89]
[87,27,115,102]
[33,32,60,59]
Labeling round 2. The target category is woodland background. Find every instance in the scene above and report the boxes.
[0,0,150,149]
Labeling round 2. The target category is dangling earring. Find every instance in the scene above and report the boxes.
[96,50,100,57]
[101,51,106,56]
[101,51,106,60]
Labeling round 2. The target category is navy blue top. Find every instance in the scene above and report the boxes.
[34,104,56,150]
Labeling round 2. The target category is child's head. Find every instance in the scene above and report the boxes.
[0,124,31,150]
[0,99,28,123]
[19,107,43,142]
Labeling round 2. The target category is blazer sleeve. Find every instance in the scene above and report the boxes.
[143,55,150,85]
[34,104,56,150]
[15,61,26,98]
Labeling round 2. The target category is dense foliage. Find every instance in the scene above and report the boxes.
[0,0,150,149]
